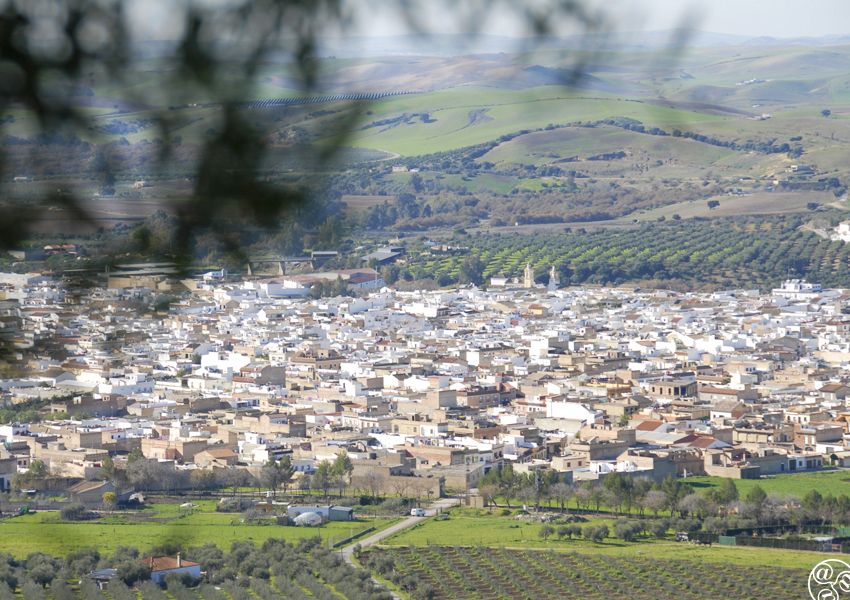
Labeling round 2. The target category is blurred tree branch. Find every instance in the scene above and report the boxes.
[0,0,610,267]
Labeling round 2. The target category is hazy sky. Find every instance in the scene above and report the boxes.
[345,0,850,39]
[619,0,850,38]
[122,0,850,43]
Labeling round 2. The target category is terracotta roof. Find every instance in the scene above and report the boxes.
[141,556,200,572]
[635,420,665,431]
[689,437,722,449]
[700,387,739,395]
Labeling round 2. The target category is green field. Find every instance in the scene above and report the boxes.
[385,513,637,548]
[630,191,838,221]
[0,502,397,558]
[381,509,837,569]
[683,469,850,499]
[339,90,730,156]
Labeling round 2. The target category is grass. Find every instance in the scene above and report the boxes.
[480,125,735,168]
[381,507,839,569]
[0,501,398,558]
[338,88,730,156]
[629,190,836,222]
[459,470,850,521]
[681,469,850,499]
[385,512,637,548]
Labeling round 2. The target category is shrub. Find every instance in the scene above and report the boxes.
[138,581,168,598]
[59,503,88,521]
[144,543,181,559]
[107,578,138,600]
[0,582,13,600]
[613,520,642,542]
[164,571,197,592]
[569,524,583,538]
[65,547,100,576]
[20,582,46,599]
[415,584,437,600]
[116,561,151,586]
[49,579,76,600]
[79,578,108,599]
[674,518,701,533]
[583,524,609,543]
[25,553,58,587]
[650,520,669,539]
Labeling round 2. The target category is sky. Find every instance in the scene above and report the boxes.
[619,0,850,38]
[118,0,850,44]
[342,0,850,40]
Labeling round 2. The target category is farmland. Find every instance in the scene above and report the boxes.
[0,535,398,600]
[379,508,842,569]
[4,35,850,294]
[0,502,397,558]
[365,546,811,600]
[680,470,850,499]
[630,191,836,221]
[395,214,850,290]
[341,195,394,214]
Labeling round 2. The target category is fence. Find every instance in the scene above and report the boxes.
[0,500,71,512]
[733,536,827,552]
[331,526,376,548]
[723,524,845,537]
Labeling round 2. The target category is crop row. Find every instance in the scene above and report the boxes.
[415,219,850,288]
[370,547,809,600]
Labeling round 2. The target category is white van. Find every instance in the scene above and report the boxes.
[410,508,426,517]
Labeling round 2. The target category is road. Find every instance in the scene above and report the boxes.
[341,497,460,599]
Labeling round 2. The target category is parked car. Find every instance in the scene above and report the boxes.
[411,508,426,517]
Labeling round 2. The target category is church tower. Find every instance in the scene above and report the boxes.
[548,265,560,292]
[523,263,535,288]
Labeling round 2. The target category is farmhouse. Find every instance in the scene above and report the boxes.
[142,554,201,584]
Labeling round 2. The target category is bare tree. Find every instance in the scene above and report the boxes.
[0,0,612,257]
[586,484,606,515]
[388,477,413,499]
[160,466,188,496]
[573,486,591,512]
[411,478,434,507]
[49,460,71,479]
[242,507,265,525]
[224,467,253,498]
[127,459,156,493]
[190,469,216,492]
[548,482,572,513]
[679,493,708,519]
[360,472,387,500]
[516,486,537,511]
[644,490,668,518]
[479,484,500,511]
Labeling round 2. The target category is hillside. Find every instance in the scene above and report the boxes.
[2,38,850,273]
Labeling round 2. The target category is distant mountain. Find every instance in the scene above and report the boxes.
[314,29,850,58]
[128,30,850,62]
[740,35,850,46]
